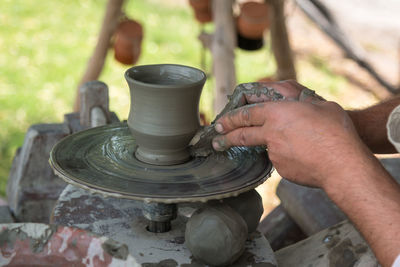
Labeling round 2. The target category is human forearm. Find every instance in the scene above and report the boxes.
[211,81,400,265]
[324,149,400,267]
[347,96,400,154]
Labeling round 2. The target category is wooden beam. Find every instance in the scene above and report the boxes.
[74,0,124,111]
[267,0,297,81]
[211,0,237,114]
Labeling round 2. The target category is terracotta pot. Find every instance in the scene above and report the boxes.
[189,0,212,23]
[189,0,210,9]
[237,1,269,39]
[125,64,206,165]
[194,9,212,23]
[114,19,143,65]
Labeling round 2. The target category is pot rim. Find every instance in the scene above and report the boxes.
[125,64,206,89]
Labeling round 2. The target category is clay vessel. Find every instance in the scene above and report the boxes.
[237,1,269,39]
[188,0,212,24]
[125,64,206,165]
[114,19,143,65]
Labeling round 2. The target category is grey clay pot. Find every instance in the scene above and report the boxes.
[125,64,206,165]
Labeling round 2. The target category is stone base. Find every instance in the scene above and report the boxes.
[52,185,277,266]
[0,206,14,223]
[7,124,69,222]
[275,220,378,267]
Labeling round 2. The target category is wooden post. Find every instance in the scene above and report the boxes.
[79,81,110,129]
[74,0,124,111]
[268,0,297,81]
[211,0,237,115]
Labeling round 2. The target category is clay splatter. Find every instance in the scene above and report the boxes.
[328,238,368,267]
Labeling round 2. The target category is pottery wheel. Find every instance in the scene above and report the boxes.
[50,122,273,203]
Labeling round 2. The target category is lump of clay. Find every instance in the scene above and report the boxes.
[185,203,248,266]
[223,189,264,233]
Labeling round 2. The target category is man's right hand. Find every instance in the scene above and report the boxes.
[212,98,371,189]
[212,80,400,266]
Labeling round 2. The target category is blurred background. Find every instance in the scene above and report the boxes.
[1,0,399,214]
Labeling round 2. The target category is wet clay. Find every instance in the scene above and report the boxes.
[328,238,367,267]
[190,82,284,157]
[185,203,248,266]
[221,189,264,233]
[101,239,129,260]
[125,64,206,165]
[50,123,273,203]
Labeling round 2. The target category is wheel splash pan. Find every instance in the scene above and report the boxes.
[49,122,273,203]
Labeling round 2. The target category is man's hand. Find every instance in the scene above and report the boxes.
[212,81,400,266]
[212,99,367,189]
[190,80,324,157]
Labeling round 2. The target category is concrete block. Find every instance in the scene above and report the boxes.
[64,111,119,134]
[79,81,111,129]
[258,204,306,251]
[276,157,400,237]
[277,179,347,236]
[7,123,69,222]
[275,220,378,267]
[0,206,14,223]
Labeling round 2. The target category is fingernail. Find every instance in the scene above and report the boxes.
[212,140,221,151]
[215,123,224,133]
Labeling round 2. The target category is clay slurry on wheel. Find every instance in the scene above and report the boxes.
[49,123,273,203]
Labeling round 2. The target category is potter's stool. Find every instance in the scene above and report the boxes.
[51,184,277,266]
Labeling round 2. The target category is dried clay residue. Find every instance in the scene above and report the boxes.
[328,238,368,267]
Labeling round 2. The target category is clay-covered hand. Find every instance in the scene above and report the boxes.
[216,80,324,118]
[189,80,324,157]
[212,99,372,189]
[245,80,324,103]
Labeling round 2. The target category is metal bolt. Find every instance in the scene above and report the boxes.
[142,202,177,233]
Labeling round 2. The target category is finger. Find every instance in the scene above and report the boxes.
[215,103,267,134]
[298,88,326,103]
[212,126,266,151]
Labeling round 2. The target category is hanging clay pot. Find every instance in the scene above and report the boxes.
[114,19,143,65]
[188,0,212,24]
[237,1,269,39]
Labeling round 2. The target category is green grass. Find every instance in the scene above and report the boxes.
[0,0,348,196]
